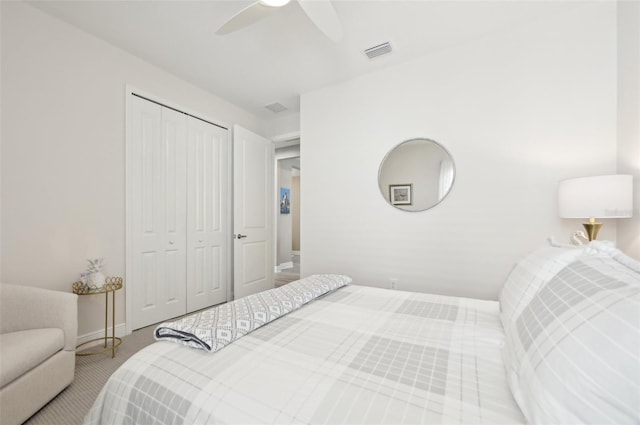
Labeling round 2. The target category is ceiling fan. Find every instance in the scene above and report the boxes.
[215,0,342,42]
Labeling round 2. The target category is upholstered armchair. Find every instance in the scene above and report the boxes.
[0,283,78,425]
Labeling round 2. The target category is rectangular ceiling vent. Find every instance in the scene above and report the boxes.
[265,102,288,113]
[364,42,392,59]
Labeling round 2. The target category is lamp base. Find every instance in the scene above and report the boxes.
[582,221,602,241]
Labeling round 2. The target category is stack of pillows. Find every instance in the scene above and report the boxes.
[498,241,639,425]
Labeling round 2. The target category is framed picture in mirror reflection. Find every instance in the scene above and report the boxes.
[389,184,412,206]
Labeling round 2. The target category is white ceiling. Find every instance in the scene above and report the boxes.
[28,0,583,121]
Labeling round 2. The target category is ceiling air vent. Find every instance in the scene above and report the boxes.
[364,42,392,59]
[265,102,288,113]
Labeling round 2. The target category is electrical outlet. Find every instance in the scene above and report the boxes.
[390,278,398,289]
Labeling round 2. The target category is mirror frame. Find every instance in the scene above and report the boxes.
[378,137,456,212]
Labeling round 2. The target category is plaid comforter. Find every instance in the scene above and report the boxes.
[85,285,524,424]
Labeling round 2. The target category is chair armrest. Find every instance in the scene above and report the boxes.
[1,284,78,351]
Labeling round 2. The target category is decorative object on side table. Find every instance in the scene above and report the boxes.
[72,277,123,358]
[85,257,106,287]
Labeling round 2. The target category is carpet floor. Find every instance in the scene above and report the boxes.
[24,325,156,425]
[23,261,301,425]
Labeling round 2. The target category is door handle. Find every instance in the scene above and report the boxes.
[235,234,248,239]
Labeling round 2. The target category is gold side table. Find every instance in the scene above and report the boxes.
[72,277,123,358]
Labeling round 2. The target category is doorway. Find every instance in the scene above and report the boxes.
[274,140,300,286]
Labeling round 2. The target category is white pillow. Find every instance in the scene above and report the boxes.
[504,251,640,424]
[498,245,585,326]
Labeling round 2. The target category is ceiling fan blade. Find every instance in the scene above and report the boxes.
[297,0,343,42]
[216,1,276,35]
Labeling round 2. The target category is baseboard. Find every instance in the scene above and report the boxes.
[278,261,293,271]
[76,323,128,346]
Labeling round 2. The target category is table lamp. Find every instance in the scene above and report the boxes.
[558,174,633,241]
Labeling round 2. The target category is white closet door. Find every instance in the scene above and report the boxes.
[129,96,187,330]
[186,117,229,312]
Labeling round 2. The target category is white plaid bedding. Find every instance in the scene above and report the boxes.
[85,285,524,425]
[503,252,640,424]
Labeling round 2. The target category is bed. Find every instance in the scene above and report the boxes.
[85,242,639,425]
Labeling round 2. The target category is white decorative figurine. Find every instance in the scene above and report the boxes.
[86,258,106,287]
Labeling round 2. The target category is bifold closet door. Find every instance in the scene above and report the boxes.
[129,96,188,330]
[186,118,228,312]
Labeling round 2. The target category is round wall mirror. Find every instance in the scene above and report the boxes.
[378,138,455,212]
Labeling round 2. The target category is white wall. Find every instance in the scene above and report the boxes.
[301,3,618,299]
[617,0,640,260]
[292,173,301,252]
[0,2,267,337]
[266,112,301,140]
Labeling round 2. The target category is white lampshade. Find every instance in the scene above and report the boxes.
[558,174,633,219]
[260,0,290,7]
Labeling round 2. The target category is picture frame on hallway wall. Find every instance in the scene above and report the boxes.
[280,187,291,214]
[389,184,412,206]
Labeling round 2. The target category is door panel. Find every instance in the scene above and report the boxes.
[165,249,180,301]
[242,242,267,284]
[130,96,187,330]
[186,118,228,312]
[233,125,273,300]
[141,252,157,306]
